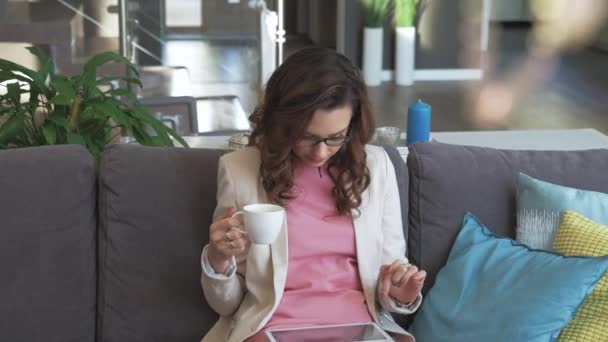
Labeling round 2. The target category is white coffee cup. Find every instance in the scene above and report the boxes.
[231,204,285,244]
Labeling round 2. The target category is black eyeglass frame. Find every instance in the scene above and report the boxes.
[295,135,351,147]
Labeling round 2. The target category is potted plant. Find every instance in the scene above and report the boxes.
[361,0,390,86]
[393,0,418,86]
[0,47,188,163]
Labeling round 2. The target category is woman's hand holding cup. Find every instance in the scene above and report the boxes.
[208,207,250,273]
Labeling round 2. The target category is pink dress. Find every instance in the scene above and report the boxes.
[247,164,372,341]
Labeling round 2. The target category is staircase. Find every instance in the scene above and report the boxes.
[0,0,126,76]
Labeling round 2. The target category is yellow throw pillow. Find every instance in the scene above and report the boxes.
[553,210,608,342]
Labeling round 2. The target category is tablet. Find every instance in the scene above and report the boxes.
[265,322,394,342]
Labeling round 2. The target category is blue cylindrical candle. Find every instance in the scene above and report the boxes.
[406,99,432,145]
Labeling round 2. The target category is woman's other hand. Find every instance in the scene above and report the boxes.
[378,260,426,305]
[207,208,249,273]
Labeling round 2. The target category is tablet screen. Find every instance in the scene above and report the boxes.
[265,322,393,342]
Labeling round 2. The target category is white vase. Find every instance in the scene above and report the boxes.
[362,27,383,86]
[395,27,416,86]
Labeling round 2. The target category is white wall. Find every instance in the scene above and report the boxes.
[0,43,40,70]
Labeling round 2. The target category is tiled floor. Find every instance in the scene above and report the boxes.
[158,25,608,135]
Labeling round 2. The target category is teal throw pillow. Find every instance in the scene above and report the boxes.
[409,212,608,342]
[516,173,608,249]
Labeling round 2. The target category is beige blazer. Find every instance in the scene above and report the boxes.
[200,145,421,342]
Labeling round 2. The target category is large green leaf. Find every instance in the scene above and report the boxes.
[47,115,70,129]
[104,88,138,103]
[0,70,34,84]
[26,46,54,84]
[92,101,131,130]
[48,75,75,105]
[78,112,107,138]
[67,131,86,146]
[0,105,12,117]
[0,114,25,145]
[129,123,154,145]
[84,52,138,77]
[0,53,49,96]
[0,58,37,81]
[81,52,139,91]
[42,124,56,145]
[27,87,42,114]
[51,75,76,98]
[131,107,188,147]
[49,94,73,106]
[131,108,172,146]
[5,82,23,102]
[165,125,189,147]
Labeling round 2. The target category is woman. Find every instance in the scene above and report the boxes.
[200,47,426,342]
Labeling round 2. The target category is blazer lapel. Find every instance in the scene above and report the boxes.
[352,191,381,322]
[257,176,289,304]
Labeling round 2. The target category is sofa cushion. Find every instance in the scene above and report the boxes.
[381,145,409,245]
[0,145,96,342]
[407,142,608,293]
[409,212,608,342]
[98,144,224,341]
[553,211,608,342]
[516,173,608,249]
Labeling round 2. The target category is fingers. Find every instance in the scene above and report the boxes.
[209,208,248,259]
[224,230,249,250]
[380,260,400,296]
[213,217,242,233]
[229,236,248,251]
[212,232,248,257]
[413,270,427,283]
[398,265,419,287]
[390,264,410,286]
[225,229,246,241]
[221,207,237,219]
[380,261,427,305]
[386,263,417,287]
[211,208,244,235]
[381,261,425,289]
[215,208,243,230]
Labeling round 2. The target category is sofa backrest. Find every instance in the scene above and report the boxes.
[97,144,223,341]
[0,145,97,342]
[407,142,608,294]
[96,144,408,340]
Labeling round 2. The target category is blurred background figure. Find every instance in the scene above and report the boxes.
[467,0,608,130]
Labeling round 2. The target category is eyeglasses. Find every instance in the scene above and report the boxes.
[295,135,351,147]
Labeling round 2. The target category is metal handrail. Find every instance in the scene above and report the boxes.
[56,0,111,34]
[54,0,162,63]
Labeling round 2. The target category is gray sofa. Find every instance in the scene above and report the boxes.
[2,142,608,341]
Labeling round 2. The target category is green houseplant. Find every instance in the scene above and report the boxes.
[392,0,428,86]
[0,47,188,162]
[362,0,391,27]
[393,0,417,27]
[361,0,390,86]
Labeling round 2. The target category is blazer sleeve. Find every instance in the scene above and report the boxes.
[200,155,248,317]
[377,149,422,314]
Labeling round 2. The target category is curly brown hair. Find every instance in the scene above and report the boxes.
[248,47,376,216]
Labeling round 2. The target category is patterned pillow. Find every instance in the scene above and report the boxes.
[516,173,608,249]
[553,211,608,342]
